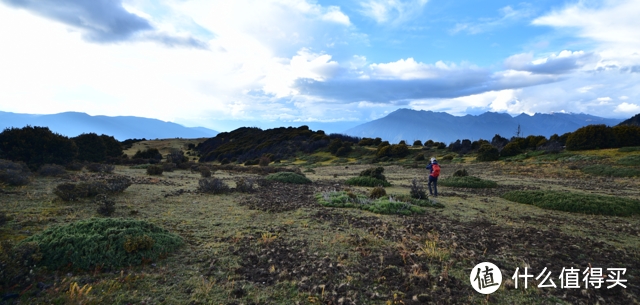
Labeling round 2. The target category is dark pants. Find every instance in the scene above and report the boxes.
[428,175,438,196]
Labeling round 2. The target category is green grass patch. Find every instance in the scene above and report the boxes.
[536,152,574,161]
[558,155,604,162]
[129,164,152,169]
[616,155,640,166]
[439,176,497,188]
[19,218,183,270]
[316,191,435,215]
[501,190,640,217]
[344,176,392,187]
[581,164,640,177]
[618,146,640,152]
[264,172,312,184]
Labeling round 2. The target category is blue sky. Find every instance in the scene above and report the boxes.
[0,0,639,133]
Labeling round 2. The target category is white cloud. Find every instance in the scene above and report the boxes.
[532,0,640,51]
[451,5,535,35]
[620,96,629,100]
[615,102,640,113]
[359,0,428,25]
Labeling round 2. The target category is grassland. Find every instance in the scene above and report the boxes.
[1,142,640,304]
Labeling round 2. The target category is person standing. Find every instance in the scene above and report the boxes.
[426,157,440,197]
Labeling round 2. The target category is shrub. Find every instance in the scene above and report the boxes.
[53,182,88,201]
[133,148,162,160]
[258,156,270,167]
[37,164,66,177]
[167,150,188,164]
[0,211,8,227]
[65,162,84,171]
[501,190,640,217]
[100,134,124,158]
[369,186,387,199]
[162,162,176,172]
[86,163,115,173]
[244,159,259,166]
[439,176,497,188]
[317,191,427,215]
[616,155,640,166]
[415,154,425,161]
[220,158,231,165]
[409,178,426,199]
[235,177,255,193]
[0,159,32,186]
[612,125,640,148]
[0,126,78,171]
[359,167,387,181]
[358,138,374,146]
[618,146,640,152]
[566,125,617,151]
[476,144,499,161]
[581,164,640,177]
[73,133,107,163]
[103,176,132,193]
[147,165,164,175]
[441,154,455,161]
[345,176,392,187]
[95,194,115,216]
[198,178,231,194]
[452,169,469,177]
[500,142,522,157]
[0,240,42,290]
[18,218,183,270]
[264,172,311,184]
[413,140,423,147]
[200,167,212,177]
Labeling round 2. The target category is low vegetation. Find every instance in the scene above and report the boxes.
[616,155,640,166]
[19,218,183,270]
[264,172,311,184]
[438,176,498,188]
[501,190,640,217]
[316,190,428,215]
[581,164,640,177]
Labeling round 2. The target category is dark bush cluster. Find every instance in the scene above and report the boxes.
[162,162,176,172]
[376,143,409,158]
[72,133,123,163]
[53,177,131,201]
[167,150,188,165]
[86,163,115,173]
[120,138,146,149]
[147,165,164,176]
[500,142,522,157]
[0,126,78,171]
[200,166,212,177]
[133,148,162,160]
[476,144,500,161]
[198,177,231,194]
[37,164,67,177]
[359,167,387,181]
[65,162,84,171]
[0,159,32,186]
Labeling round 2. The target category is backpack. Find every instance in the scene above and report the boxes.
[431,164,440,178]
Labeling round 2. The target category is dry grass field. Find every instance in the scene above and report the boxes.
[1,140,640,304]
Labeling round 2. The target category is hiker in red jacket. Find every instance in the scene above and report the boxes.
[426,157,440,197]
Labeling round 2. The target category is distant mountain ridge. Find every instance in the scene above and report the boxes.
[343,109,624,144]
[617,113,640,127]
[0,111,218,141]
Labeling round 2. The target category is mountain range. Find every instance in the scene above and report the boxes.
[343,109,625,144]
[0,111,218,141]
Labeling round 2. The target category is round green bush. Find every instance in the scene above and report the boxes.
[19,218,183,270]
[501,190,640,216]
[566,124,617,151]
[264,172,311,184]
[439,176,497,188]
[500,142,522,157]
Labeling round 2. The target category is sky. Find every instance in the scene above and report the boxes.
[0,0,639,133]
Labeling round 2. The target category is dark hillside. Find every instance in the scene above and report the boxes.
[197,126,330,163]
[618,113,640,127]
